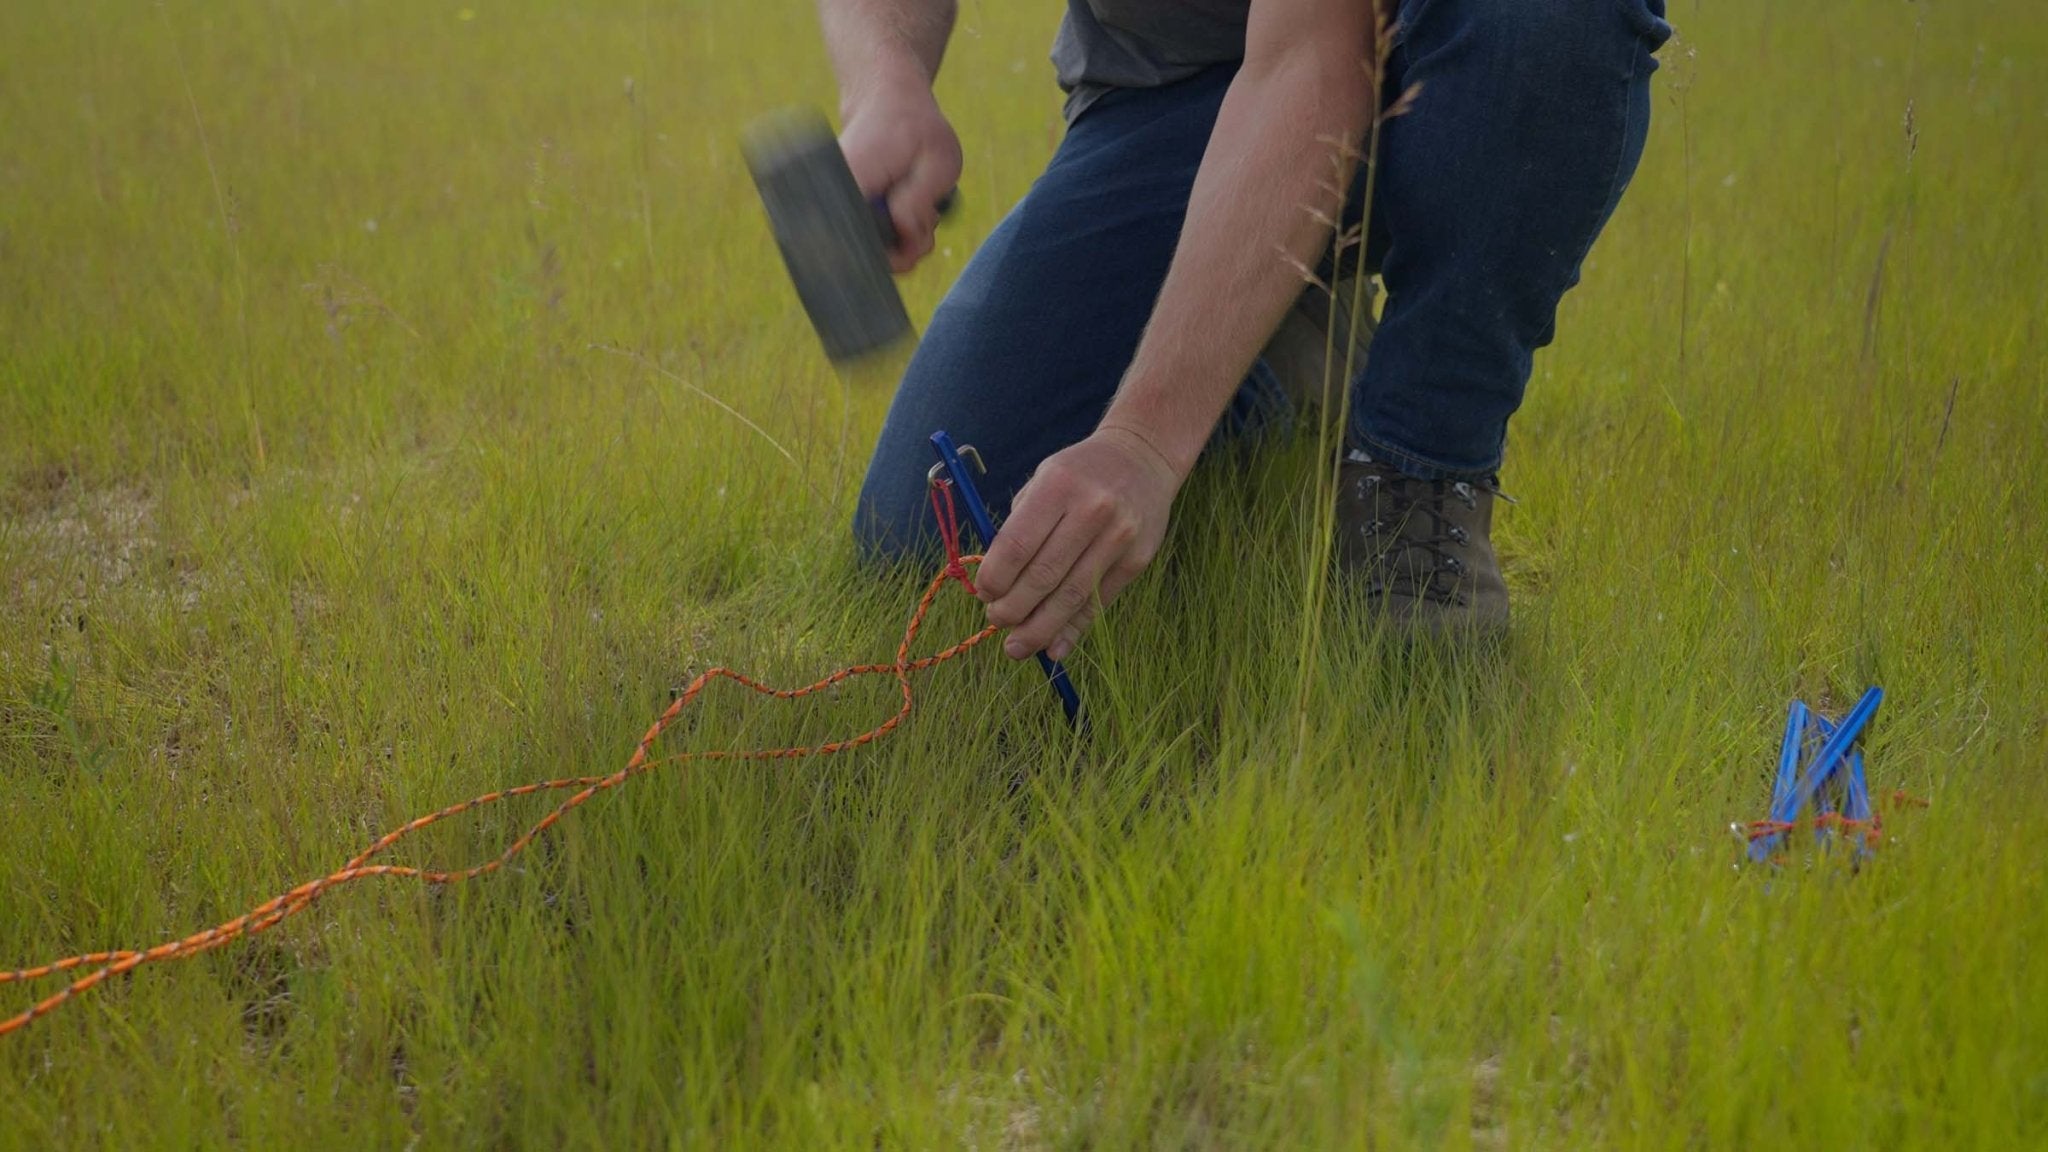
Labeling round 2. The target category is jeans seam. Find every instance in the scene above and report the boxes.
[1577,9,1652,275]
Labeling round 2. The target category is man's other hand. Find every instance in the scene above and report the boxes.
[838,82,962,273]
[975,425,1183,662]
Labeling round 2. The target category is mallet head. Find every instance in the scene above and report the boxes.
[742,109,912,364]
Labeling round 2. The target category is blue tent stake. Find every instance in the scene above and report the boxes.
[1750,701,1809,861]
[1844,748,1875,861]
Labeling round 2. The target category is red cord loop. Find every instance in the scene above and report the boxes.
[929,478,977,595]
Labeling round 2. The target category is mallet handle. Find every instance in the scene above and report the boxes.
[869,190,961,249]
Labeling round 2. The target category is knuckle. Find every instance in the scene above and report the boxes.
[1022,558,1065,591]
[1053,581,1092,611]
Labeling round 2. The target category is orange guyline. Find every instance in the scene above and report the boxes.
[1,557,996,1039]
[1744,792,1931,847]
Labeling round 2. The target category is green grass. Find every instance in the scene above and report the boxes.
[3,0,2044,1146]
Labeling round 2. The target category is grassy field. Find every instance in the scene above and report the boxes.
[3,0,2045,1146]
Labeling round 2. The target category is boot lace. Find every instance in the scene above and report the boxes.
[1349,468,1488,606]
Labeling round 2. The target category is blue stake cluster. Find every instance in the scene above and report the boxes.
[1748,685,1883,862]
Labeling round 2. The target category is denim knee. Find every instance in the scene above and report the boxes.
[851,473,939,567]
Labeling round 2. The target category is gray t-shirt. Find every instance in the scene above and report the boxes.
[1051,0,1252,120]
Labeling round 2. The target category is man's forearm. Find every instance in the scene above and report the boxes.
[816,0,957,115]
[1101,54,1371,478]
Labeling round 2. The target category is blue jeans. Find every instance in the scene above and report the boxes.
[857,0,1672,558]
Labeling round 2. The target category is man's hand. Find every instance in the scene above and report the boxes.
[975,425,1183,662]
[817,0,961,271]
[839,82,962,273]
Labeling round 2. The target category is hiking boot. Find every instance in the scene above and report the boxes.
[1333,451,1511,639]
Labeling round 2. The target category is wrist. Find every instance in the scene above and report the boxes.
[1095,412,1196,486]
[839,57,935,124]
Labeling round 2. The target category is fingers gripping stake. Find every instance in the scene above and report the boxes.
[929,431,1084,728]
